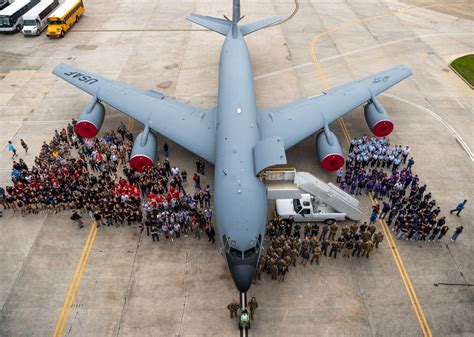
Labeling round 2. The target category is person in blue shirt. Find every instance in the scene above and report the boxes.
[450,199,467,216]
[451,226,464,242]
[7,141,17,159]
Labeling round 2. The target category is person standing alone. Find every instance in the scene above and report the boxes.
[451,226,464,242]
[450,200,467,217]
[7,141,17,159]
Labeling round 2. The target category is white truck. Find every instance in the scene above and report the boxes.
[264,169,364,224]
[276,193,346,224]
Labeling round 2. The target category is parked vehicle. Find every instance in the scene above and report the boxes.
[46,0,84,38]
[0,0,12,11]
[22,0,59,36]
[276,193,347,224]
[0,0,40,33]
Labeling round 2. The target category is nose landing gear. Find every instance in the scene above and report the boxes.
[239,292,250,336]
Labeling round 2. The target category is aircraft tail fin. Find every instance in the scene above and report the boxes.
[240,16,283,36]
[187,1,283,37]
[186,13,231,36]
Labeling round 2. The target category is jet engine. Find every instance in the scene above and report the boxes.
[129,129,157,173]
[364,97,394,137]
[74,99,105,139]
[316,129,344,171]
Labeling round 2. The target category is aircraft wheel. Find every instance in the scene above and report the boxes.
[324,219,336,225]
[75,16,79,23]
[60,30,64,38]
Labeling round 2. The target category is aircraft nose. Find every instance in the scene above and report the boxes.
[229,264,256,293]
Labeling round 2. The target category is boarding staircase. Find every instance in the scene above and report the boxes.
[262,168,364,221]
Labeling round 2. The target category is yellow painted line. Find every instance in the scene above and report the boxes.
[376,209,426,335]
[271,0,300,27]
[127,117,135,132]
[53,222,98,337]
[265,167,296,171]
[266,184,299,189]
[308,3,455,92]
[338,118,351,144]
[369,194,431,336]
[307,5,440,336]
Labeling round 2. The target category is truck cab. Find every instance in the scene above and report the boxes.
[276,193,347,224]
[22,16,42,35]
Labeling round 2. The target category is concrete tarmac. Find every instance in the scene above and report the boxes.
[0,0,473,336]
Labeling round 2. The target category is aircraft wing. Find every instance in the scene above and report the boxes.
[258,65,412,149]
[53,64,216,163]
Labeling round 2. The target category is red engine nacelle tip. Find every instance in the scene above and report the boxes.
[371,119,394,137]
[75,120,98,139]
[321,153,345,171]
[130,155,154,173]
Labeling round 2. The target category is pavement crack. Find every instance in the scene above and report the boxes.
[350,259,376,337]
[177,251,189,337]
[444,243,470,287]
[115,231,142,337]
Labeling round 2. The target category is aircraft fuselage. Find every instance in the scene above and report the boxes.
[214,27,267,292]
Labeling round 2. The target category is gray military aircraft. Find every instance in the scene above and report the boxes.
[53,0,411,294]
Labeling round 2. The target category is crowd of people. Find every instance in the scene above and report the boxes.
[253,213,384,284]
[0,121,217,244]
[337,136,462,243]
[140,164,216,243]
[0,127,467,286]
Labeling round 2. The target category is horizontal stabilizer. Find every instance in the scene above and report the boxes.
[240,16,283,36]
[186,13,231,35]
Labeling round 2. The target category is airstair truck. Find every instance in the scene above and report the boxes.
[263,169,364,224]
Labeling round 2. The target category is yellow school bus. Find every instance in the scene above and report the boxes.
[46,0,84,38]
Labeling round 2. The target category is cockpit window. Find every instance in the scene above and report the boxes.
[244,247,256,258]
[229,247,242,259]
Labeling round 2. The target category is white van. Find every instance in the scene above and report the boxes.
[22,0,58,36]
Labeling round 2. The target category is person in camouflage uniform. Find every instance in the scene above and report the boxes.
[352,239,363,258]
[310,245,321,265]
[372,230,384,248]
[321,238,330,256]
[328,240,339,259]
[361,239,374,258]
[328,223,338,240]
[227,299,239,319]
